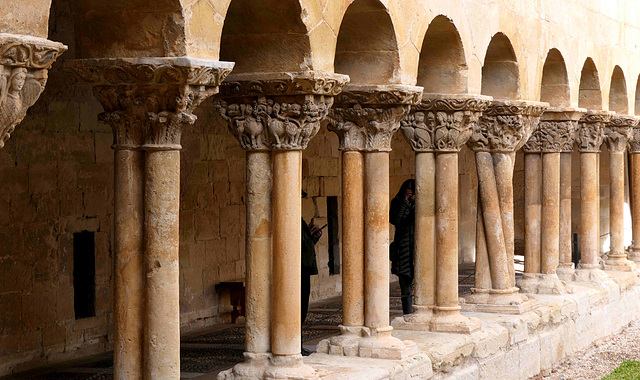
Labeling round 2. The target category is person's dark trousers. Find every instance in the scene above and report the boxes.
[398,274,414,314]
[301,273,311,324]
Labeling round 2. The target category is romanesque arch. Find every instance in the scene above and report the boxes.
[578,58,603,110]
[220,0,311,73]
[540,48,570,107]
[334,0,400,84]
[416,15,467,94]
[481,32,520,99]
[609,65,629,114]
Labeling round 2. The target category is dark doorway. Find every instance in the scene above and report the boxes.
[73,231,96,319]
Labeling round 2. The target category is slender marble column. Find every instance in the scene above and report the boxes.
[630,126,640,262]
[603,116,637,271]
[464,99,547,314]
[575,111,611,279]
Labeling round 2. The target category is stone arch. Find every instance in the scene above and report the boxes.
[481,32,519,99]
[578,58,602,110]
[416,15,467,94]
[609,65,629,114]
[635,75,640,115]
[540,49,570,107]
[334,0,401,85]
[220,0,312,73]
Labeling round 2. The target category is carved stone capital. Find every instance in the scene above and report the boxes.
[527,107,586,153]
[400,93,492,152]
[214,71,349,151]
[327,84,423,152]
[576,110,614,152]
[0,34,67,148]
[66,57,233,150]
[629,123,640,153]
[605,115,638,152]
[467,99,548,153]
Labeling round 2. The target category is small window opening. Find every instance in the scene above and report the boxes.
[327,196,340,275]
[73,231,96,319]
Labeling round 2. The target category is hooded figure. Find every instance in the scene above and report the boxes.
[390,179,415,314]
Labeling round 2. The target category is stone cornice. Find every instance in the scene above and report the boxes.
[66,57,234,150]
[524,107,585,153]
[468,99,549,153]
[400,93,492,152]
[576,110,614,152]
[0,34,67,149]
[214,71,350,151]
[0,33,67,69]
[327,84,423,152]
[605,115,638,152]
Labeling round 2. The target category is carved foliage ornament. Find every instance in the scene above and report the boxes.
[327,87,422,151]
[604,116,637,152]
[524,121,577,153]
[576,112,612,152]
[629,125,640,153]
[400,96,491,152]
[0,34,67,149]
[66,59,232,150]
[468,101,547,153]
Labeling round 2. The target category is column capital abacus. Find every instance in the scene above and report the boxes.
[605,115,638,152]
[214,71,349,151]
[535,107,585,153]
[0,33,67,148]
[576,110,614,152]
[327,84,423,152]
[467,99,548,153]
[66,57,233,150]
[400,93,492,153]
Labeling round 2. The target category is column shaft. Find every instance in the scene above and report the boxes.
[435,152,458,308]
[579,152,600,268]
[609,151,625,257]
[113,149,144,380]
[271,150,302,356]
[414,152,436,308]
[631,153,640,259]
[524,153,542,274]
[144,150,181,380]
[493,152,516,287]
[559,152,573,267]
[342,151,365,327]
[474,202,492,289]
[364,152,391,333]
[541,152,560,273]
[245,151,272,354]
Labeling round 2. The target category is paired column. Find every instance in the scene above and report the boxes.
[67,58,233,379]
[394,94,490,333]
[557,138,576,277]
[575,110,612,280]
[603,116,638,271]
[215,72,348,380]
[518,108,583,293]
[319,84,423,358]
[629,125,640,262]
[463,99,547,314]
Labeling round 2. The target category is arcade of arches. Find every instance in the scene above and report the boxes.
[3,1,640,379]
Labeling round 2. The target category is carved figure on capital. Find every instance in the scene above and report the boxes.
[576,112,612,152]
[629,124,640,153]
[605,116,638,152]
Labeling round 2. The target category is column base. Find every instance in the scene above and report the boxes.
[517,273,569,295]
[390,305,433,331]
[603,253,636,272]
[429,306,481,334]
[317,326,418,360]
[461,287,539,314]
[628,247,640,263]
[556,265,575,282]
[218,352,271,380]
[264,354,319,380]
[574,266,609,282]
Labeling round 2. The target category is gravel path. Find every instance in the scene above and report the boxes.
[543,319,640,380]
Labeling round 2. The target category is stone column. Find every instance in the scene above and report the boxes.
[603,116,637,271]
[215,72,348,379]
[463,99,547,314]
[67,57,233,379]
[575,110,612,281]
[395,94,490,333]
[318,84,423,358]
[557,139,575,279]
[522,133,542,278]
[629,125,640,262]
[0,34,66,148]
[518,108,583,293]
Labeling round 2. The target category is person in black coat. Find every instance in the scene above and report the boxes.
[390,179,415,314]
